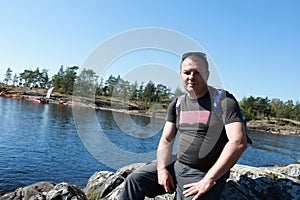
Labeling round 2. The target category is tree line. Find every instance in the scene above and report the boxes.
[3,67,299,121]
[2,66,184,106]
[240,96,300,121]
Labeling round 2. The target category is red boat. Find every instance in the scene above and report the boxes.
[0,91,21,98]
[33,97,49,104]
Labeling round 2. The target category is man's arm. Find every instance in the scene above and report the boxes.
[156,121,177,193]
[205,121,247,180]
[183,121,247,199]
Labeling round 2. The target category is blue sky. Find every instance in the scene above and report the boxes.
[0,0,299,102]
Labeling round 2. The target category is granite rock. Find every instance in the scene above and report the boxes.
[1,163,299,200]
[85,163,300,200]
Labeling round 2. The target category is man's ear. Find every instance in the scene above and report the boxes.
[205,70,210,82]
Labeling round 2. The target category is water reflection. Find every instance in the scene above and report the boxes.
[73,106,161,170]
[239,131,300,166]
[112,111,164,138]
[0,98,105,194]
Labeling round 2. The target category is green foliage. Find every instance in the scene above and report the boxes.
[100,75,174,110]
[19,69,34,86]
[259,172,279,180]
[52,65,79,94]
[104,75,119,96]
[13,73,18,86]
[40,68,51,88]
[4,67,13,84]
[240,96,300,122]
[86,185,99,200]
[74,68,98,97]
[19,67,50,87]
[3,66,176,109]
[174,86,185,97]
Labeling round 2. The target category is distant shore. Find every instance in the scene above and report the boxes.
[1,85,300,136]
[247,118,300,136]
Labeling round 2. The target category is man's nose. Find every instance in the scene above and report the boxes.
[188,72,195,80]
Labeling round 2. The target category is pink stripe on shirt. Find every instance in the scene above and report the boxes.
[179,110,210,125]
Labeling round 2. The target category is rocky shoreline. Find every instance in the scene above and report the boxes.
[1,162,299,200]
[247,119,300,136]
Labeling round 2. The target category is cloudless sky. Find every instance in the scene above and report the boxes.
[0,0,299,102]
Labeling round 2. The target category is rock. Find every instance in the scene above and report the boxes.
[46,182,86,200]
[84,163,146,199]
[85,163,300,200]
[247,119,300,136]
[1,163,299,200]
[145,193,174,200]
[0,182,55,200]
[220,164,300,200]
[0,182,86,200]
[84,171,115,199]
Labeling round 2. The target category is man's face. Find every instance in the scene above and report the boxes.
[180,57,209,97]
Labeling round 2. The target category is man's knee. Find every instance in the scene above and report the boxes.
[120,172,145,200]
[123,170,166,198]
[125,171,144,185]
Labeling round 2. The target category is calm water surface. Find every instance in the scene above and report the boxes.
[0,97,299,194]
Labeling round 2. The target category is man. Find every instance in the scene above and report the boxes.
[119,52,248,200]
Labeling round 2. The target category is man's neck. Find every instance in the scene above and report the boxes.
[187,86,209,99]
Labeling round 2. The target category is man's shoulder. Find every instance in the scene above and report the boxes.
[208,86,237,101]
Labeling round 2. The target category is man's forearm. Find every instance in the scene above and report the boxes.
[157,138,174,170]
[156,121,177,170]
[205,140,247,181]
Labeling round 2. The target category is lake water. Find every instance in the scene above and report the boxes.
[0,97,299,194]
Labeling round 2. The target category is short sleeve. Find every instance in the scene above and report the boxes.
[166,98,177,123]
[221,92,243,125]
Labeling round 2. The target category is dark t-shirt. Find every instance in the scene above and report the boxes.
[166,87,243,171]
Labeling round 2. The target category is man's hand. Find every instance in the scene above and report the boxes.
[157,168,175,193]
[182,177,216,200]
